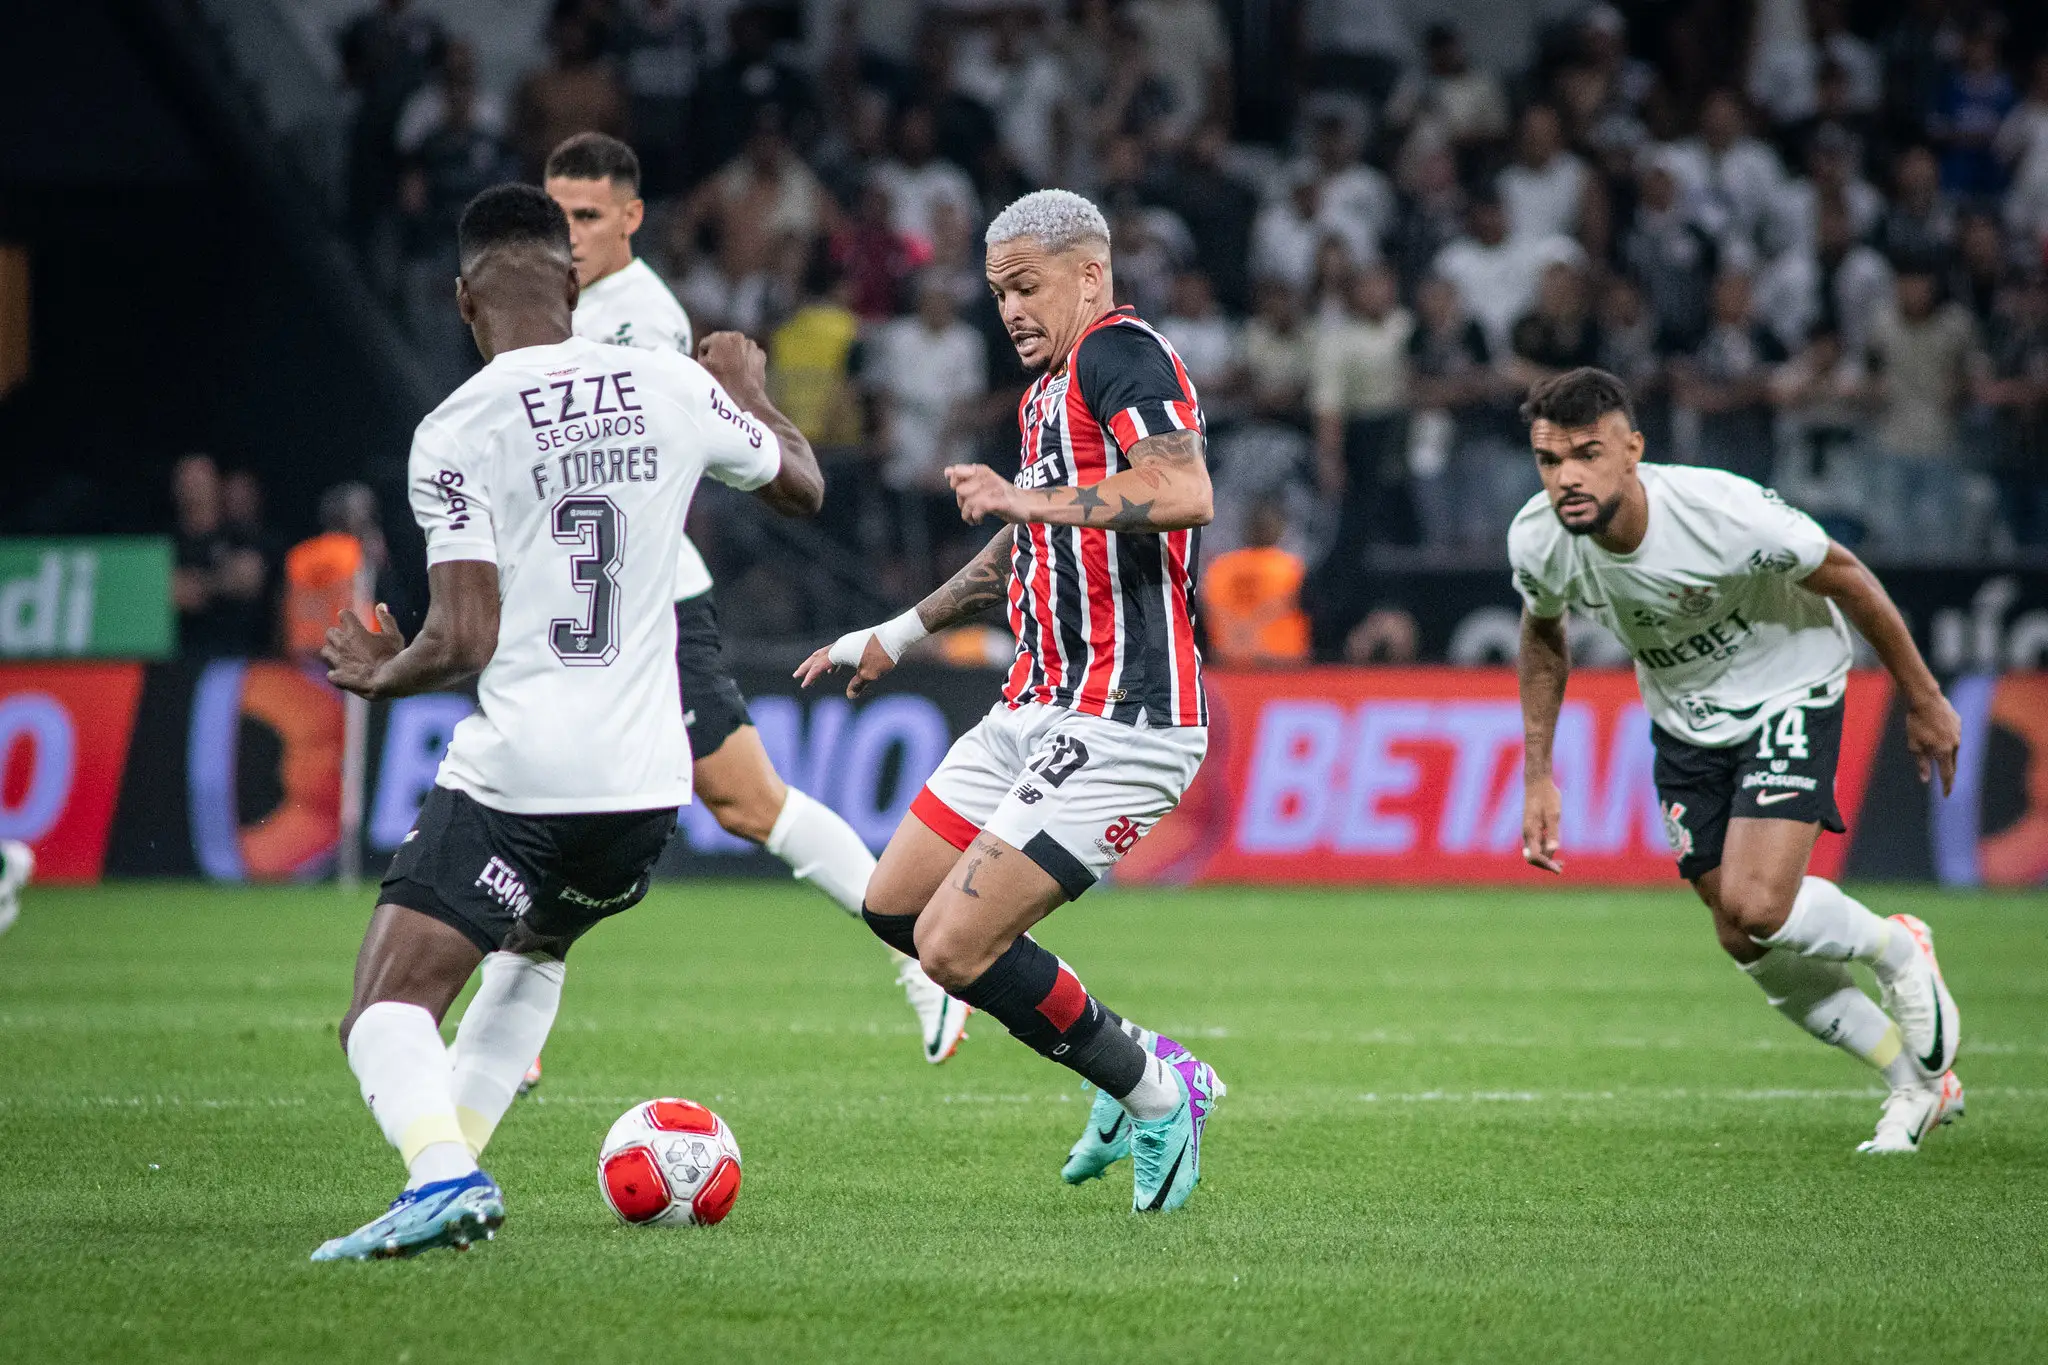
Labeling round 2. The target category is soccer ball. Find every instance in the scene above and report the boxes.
[598,1098,743,1227]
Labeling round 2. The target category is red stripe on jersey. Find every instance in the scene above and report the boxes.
[1028,521,1061,702]
[1036,965,1089,1033]
[910,786,978,851]
[1064,369,1120,717]
[1164,528,1202,725]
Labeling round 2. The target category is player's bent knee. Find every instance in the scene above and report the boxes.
[1717,876,1793,943]
[700,784,781,845]
[912,915,1000,993]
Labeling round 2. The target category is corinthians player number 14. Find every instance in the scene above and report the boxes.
[1509,367,1966,1157]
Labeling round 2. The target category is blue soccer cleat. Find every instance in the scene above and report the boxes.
[310,1170,505,1262]
[1062,1083,1132,1184]
[1130,1038,1223,1214]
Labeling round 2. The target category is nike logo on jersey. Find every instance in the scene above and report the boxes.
[1753,790,1803,806]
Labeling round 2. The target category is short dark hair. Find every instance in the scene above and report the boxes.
[544,132,641,191]
[457,183,571,271]
[1521,367,1637,431]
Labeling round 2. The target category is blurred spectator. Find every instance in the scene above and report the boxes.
[512,8,627,179]
[1659,90,1786,252]
[1241,280,1313,420]
[1298,0,1409,108]
[1773,123,1884,253]
[1431,191,1584,355]
[2000,54,2048,254]
[770,255,863,449]
[1160,270,1245,418]
[1126,0,1232,142]
[1510,261,1600,380]
[685,107,830,278]
[398,64,516,388]
[867,275,987,576]
[172,455,270,659]
[1384,23,1510,162]
[1407,273,1506,546]
[1863,265,1985,547]
[1385,146,1467,292]
[1671,270,1785,484]
[1250,173,1329,295]
[693,5,818,176]
[1201,500,1310,667]
[873,105,980,246]
[1312,263,1415,548]
[1082,12,1182,150]
[1577,5,1656,116]
[1974,271,2048,546]
[1758,194,1892,358]
[1747,0,1880,127]
[1624,161,1719,352]
[1777,58,1880,177]
[1874,145,1957,265]
[1145,122,1261,310]
[611,0,705,197]
[1948,212,2008,323]
[1294,99,1397,264]
[831,180,930,322]
[395,41,504,159]
[1927,23,2015,200]
[338,0,447,255]
[1595,275,1666,397]
[952,9,1068,186]
[1499,105,1587,243]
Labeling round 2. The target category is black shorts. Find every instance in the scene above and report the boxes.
[1652,695,1846,882]
[380,786,677,954]
[675,592,752,759]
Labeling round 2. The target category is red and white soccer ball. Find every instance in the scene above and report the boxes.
[599,1098,743,1227]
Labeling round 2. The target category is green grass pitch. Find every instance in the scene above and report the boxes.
[2,881,2044,1362]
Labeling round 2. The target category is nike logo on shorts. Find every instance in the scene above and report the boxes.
[1754,791,1802,806]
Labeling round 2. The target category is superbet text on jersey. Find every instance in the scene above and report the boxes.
[408,335,779,814]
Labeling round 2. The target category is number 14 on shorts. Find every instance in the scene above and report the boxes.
[1755,708,1809,761]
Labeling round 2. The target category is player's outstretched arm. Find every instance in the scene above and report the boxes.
[794,525,1017,699]
[946,430,1214,532]
[322,560,500,702]
[1518,608,1570,874]
[1799,540,1962,793]
[696,331,825,517]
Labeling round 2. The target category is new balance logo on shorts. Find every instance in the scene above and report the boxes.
[1015,785,1044,805]
[476,857,533,918]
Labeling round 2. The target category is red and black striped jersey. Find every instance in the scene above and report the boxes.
[1002,307,1208,727]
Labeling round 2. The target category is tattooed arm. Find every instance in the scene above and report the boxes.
[914,524,1016,631]
[945,429,1214,533]
[794,526,1015,698]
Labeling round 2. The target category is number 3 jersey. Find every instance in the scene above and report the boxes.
[408,336,780,813]
[1507,463,1852,747]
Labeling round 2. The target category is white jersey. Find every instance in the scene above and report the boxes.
[1508,463,1851,747]
[570,258,716,603]
[410,336,780,813]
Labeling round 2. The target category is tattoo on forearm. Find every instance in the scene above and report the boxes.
[916,526,1015,631]
[1069,484,1107,515]
[1105,499,1156,532]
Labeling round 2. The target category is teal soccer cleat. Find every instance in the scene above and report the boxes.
[310,1171,505,1262]
[1062,1084,1132,1184]
[1130,1038,1223,1214]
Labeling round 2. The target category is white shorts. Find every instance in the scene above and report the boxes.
[910,702,1208,898]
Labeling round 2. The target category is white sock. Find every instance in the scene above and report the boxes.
[1116,1052,1182,1122]
[1743,949,1919,1086]
[449,953,565,1156]
[765,788,876,917]
[1116,1017,1161,1055]
[1762,877,1911,971]
[347,1001,478,1189]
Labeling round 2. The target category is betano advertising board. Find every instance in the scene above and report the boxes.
[0,662,2042,889]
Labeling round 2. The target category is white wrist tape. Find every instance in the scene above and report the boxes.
[827,609,928,667]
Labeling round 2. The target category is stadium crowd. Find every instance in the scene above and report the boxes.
[322,0,2048,658]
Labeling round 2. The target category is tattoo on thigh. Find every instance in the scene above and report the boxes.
[954,835,1005,899]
